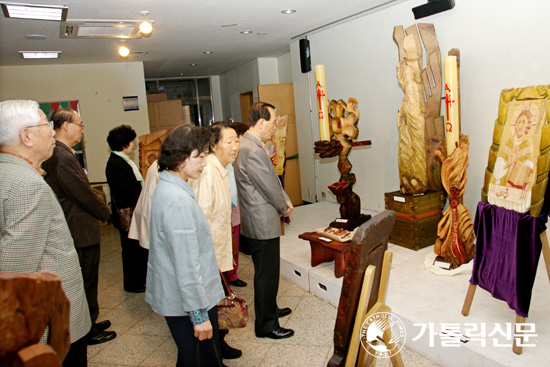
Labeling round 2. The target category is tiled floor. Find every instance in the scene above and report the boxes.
[89,223,440,367]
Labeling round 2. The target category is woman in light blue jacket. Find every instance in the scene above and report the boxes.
[145,125,225,366]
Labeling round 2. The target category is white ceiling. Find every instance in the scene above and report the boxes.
[0,0,405,78]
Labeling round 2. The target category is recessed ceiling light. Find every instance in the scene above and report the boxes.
[257,33,267,36]
[221,24,237,28]
[203,51,213,54]
[25,34,47,40]
[281,9,296,14]
[189,63,198,66]
[19,51,61,59]
[2,3,68,21]
[240,30,253,34]
[130,51,148,56]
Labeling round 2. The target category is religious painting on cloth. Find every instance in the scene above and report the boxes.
[482,85,550,216]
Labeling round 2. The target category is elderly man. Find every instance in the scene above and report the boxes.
[189,122,243,359]
[0,100,91,366]
[42,108,115,345]
[234,102,294,339]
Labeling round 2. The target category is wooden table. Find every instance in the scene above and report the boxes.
[298,232,352,278]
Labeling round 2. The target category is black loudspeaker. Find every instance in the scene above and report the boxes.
[412,0,455,20]
[299,39,311,73]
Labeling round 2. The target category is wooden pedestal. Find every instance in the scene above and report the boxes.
[298,232,351,278]
[384,190,445,251]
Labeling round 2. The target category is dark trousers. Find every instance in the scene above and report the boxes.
[63,336,87,367]
[245,235,281,334]
[77,244,100,322]
[119,230,148,291]
[165,307,222,367]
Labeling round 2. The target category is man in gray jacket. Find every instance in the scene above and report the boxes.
[42,108,115,345]
[234,102,294,339]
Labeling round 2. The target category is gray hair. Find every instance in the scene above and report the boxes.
[0,100,41,147]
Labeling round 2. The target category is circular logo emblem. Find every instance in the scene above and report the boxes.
[360,312,406,358]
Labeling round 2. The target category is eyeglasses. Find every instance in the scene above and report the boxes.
[69,121,85,129]
[26,121,54,129]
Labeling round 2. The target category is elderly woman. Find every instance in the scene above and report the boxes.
[146,125,225,366]
[105,124,148,293]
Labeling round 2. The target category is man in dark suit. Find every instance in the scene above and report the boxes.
[42,108,116,345]
[234,102,294,339]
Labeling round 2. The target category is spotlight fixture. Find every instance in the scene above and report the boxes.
[1,2,68,21]
[240,30,253,34]
[203,51,213,54]
[281,9,296,14]
[119,41,130,58]
[138,10,153,36]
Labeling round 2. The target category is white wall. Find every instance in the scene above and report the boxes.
[0,62,150,184]
[219,54,293,121]
[291,0,550,213]
[277,53,293,84]
[210,75,224,121]
[219,59,260,121]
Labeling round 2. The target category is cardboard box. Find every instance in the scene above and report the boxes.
[308,264,343,307]
[280,258,310,292]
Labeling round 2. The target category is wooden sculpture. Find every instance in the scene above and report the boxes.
[433,49,475,268]
[266,114,288,176]
[394,23,445,194]
[434,134,475,268]
[0,271,70,367]
[315,98,372,230]
[138,129,169,178]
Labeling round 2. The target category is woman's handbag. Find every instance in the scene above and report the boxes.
[217,271,248,328]
[117,207,134,232]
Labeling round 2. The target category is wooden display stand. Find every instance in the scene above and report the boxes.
[384,190,445,250]
[345,251,404,367]
[462,231,550,355]
[298,232,351,278]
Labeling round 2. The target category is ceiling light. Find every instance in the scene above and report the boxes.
[189,63,198,66]
[1,2,68,21]
[19,51,61,59]
[138,10,153,36]
[119,42,130,58]
[240,30,253,34]
[203,51,213,54]
[281,9,296,14]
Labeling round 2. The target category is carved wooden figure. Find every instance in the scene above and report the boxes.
[315,98,372,229]
[434,135,475,268]
[394,23,445,194]
[0,271,70,367]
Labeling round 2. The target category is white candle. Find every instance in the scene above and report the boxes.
[444,56,460,154]
[314,65,331,141]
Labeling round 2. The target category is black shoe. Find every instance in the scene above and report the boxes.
[228,279,247,287]
[220,338,242,359]
[125,286,145,293]
[94,320,111,332]
[256,327,294,339]
[277,307,292,318]
[86,330,116,345]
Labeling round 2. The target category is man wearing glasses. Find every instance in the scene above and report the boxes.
[42,108,115,346]
[0,100,91,366]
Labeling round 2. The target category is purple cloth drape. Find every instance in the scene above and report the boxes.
[470,201,548,317]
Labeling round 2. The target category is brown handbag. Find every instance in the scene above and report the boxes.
[217,271,248,328]
[117,207,133,232]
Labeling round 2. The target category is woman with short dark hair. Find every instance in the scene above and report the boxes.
[105,124,148,293]
[146,125,225,366]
